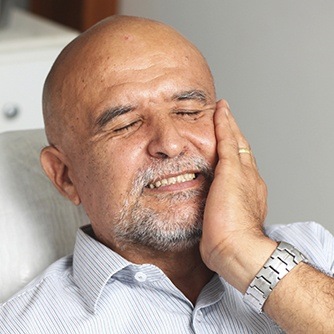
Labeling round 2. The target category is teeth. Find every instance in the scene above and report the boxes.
[148,173,196,189]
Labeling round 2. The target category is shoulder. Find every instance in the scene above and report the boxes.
[0,256,73,312]
[265,222,334,274]
[0,256,85,334]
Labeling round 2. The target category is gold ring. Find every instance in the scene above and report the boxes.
[238,147,252,155]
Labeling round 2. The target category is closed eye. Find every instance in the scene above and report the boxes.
[175,110,203,120]
[114,120,142,133]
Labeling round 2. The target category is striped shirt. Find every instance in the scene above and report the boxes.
[1,222,333,333]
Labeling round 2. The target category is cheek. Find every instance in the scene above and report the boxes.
[78,161,128,225]
[93,143,145,198]
[189,120,218,165]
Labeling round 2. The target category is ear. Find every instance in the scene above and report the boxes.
[40,146,81,206]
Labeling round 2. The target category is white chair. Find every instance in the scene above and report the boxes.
[0,129,88,302]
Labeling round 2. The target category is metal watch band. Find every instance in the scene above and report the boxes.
[243,241,308,313]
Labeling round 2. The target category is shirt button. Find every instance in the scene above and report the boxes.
[134,272,147,282]
[197,310,203,322]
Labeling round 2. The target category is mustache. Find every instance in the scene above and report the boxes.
[130,156,214,195]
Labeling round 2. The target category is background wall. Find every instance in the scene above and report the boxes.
[13,0,28,9]
[119,0,334,234]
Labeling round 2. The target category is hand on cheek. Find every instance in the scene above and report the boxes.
[200,99,276,293]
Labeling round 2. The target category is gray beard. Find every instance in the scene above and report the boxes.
[111,156,214,252]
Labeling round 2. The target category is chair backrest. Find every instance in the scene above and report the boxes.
[0,129,88,302]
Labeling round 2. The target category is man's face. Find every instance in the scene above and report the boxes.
[63,38,217,252]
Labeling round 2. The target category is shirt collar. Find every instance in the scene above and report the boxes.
[73,225,227,313]
[73,225,132,313]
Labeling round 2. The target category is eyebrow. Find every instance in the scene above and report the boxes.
[95,105,135,130]
[172,90,208,104]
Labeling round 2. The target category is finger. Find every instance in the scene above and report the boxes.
[214,100,258,172]
[238,146,255,168]
[214,100,240,166]
[223,103,256,168]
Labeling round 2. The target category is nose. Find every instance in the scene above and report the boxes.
[147,119,187,159]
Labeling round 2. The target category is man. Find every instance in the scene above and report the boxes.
[1,15,333,333]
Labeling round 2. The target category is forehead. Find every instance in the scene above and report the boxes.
[69,38,214,105]
[77,34,209,80]
[65,20,211,83]
[83,60,214,129]
[44,18,216,147]
[52,23,215,134]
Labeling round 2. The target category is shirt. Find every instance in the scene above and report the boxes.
[1,221,333,334]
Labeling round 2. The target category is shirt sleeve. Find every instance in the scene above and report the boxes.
[265,221,334,275]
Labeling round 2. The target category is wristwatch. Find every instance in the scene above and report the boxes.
[243,241,308,313]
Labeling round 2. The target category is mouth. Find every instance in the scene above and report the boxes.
[146,172,198,189]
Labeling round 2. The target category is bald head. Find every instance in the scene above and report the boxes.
[43,15,214,147]
[40,16,218,249]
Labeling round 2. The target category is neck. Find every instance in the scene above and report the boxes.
[118,243,214,305]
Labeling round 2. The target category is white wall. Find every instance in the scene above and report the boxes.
[120,0,334,234]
